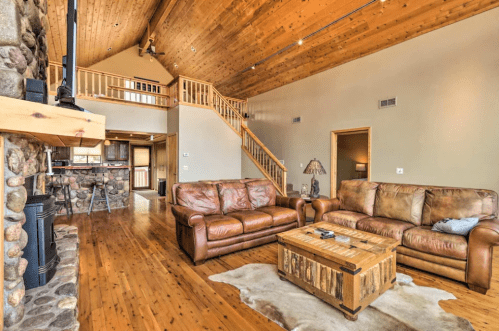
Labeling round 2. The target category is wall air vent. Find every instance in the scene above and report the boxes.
[292,116,302,123]
[378,97,397,109]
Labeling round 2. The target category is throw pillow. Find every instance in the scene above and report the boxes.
[176,183,221,215]
[246,180,276,209]
[431,217,479,236]
[338,180,379,216]
[217,182,251,214]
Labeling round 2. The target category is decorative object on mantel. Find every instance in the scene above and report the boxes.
[303,158,327,198]
[210,264,474,331]
[355,163,367,179]
[6,224,80,331]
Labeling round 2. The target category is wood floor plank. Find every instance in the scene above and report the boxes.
[55,193,499,331]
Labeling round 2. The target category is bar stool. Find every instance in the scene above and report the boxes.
[88,167,111,215]
[50,169,73,217]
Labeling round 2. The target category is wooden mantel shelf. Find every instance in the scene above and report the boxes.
[0,96,105,147]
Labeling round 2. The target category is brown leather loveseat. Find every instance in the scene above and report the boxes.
[172,179,306,265]
[313,180,499,294]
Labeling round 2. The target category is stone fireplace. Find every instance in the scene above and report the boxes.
[0,0,49,99]
[2,134,47,327]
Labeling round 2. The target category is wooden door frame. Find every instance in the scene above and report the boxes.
[131,145,152,190]
[331,127,371,198]
[166,133,178,203]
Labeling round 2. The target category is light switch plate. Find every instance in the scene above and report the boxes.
[183,153,189,157]
[183,165,188,170]
[300,163,303,168]
[396,168,404,174]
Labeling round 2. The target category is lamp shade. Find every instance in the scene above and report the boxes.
[355,163,367,172]
[303,158,327,175]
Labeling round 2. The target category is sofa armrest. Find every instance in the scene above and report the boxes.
[172,205,205,228]
[276,196,306,227]
[467,219,499,292]
[312,198,340,223]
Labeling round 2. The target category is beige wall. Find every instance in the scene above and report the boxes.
[89,45,174,85]
[246,8,499,196]
[337,133,368,188]
[48,96,168,133]
[175,105,242,182]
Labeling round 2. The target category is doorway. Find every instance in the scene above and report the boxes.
[153,141,167,191]
[331,127,371,198]
[132,146,152,190]
[166,133,178,203]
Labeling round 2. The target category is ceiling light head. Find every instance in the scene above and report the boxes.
[298,39,303,45]
[107,47,112,51]
[251,65,256,70]
[174,63,178,69]
[190,46,196,52]
[113,23,119,27]
[380,0,386,2]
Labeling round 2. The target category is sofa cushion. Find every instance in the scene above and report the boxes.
[357,217,415,241]
[422,188,498,226]
[227,210,273,233]
[402,226,468,260]
[246,180,276,209]
[374,183,425,226]
[338,180,379,216]
[217,182,251,214]
[323,210,370,229]
[176,183,221,215]
[257,206,297,226]
[204,215,243,241]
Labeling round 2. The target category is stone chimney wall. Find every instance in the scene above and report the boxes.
[3,134,47,327]
[0,0,49,99]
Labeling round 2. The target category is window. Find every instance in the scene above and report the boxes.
[73,145,102,164]
[124,80,156,105]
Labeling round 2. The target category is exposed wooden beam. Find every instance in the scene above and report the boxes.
[139,0,178,56]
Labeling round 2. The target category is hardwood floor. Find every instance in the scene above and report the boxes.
[55,193,499,331]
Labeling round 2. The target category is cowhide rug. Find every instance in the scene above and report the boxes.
[209,263,474,331]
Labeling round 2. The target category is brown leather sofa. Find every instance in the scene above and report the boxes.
[172,179,306,265]
[312,180,499,294]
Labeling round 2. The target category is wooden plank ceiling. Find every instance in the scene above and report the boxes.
[47,0,499,99]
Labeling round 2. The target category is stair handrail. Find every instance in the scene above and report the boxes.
[241,125,287,172]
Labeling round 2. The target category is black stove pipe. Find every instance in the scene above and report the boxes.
[55,0,84,111]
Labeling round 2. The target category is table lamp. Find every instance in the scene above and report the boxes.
[303,158,327,198]
[355,163,367,178]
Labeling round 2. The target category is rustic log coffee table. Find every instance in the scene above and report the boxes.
[277,222,400,321]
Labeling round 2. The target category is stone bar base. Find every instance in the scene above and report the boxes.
[52,168,130,215]
[6,225,80,331]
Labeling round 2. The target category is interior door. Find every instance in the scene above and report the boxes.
[156,142,167,190]
[167,134,178,203]
[132,146,152,190]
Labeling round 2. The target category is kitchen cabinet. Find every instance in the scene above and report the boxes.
[105,141,129,161]
[53,147,71,160]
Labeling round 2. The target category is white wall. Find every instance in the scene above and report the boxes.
[49,96,168,133]
[177,105,241,182]
[241,151,266,180]
[246,8,499,196]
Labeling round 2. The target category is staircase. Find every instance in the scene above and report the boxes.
[168,76,288,196]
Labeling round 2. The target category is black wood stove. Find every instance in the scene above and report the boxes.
[22,194,60,289]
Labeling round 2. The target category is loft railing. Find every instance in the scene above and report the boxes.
[169,76,286,195]
[47,62,171,110]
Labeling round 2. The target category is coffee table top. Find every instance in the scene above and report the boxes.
[277,222,400,270]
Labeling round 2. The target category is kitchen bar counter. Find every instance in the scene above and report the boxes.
[50,166,130,215]
[53,165,131,170]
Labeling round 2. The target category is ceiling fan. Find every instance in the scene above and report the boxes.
[144,45,165,61]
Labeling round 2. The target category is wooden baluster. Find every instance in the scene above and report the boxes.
[98,74,102,96]
[55,66,59,92]
[105,75,108,97]
[47,64,51,93]
[84,72,88,96]
[91,72,94,96]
